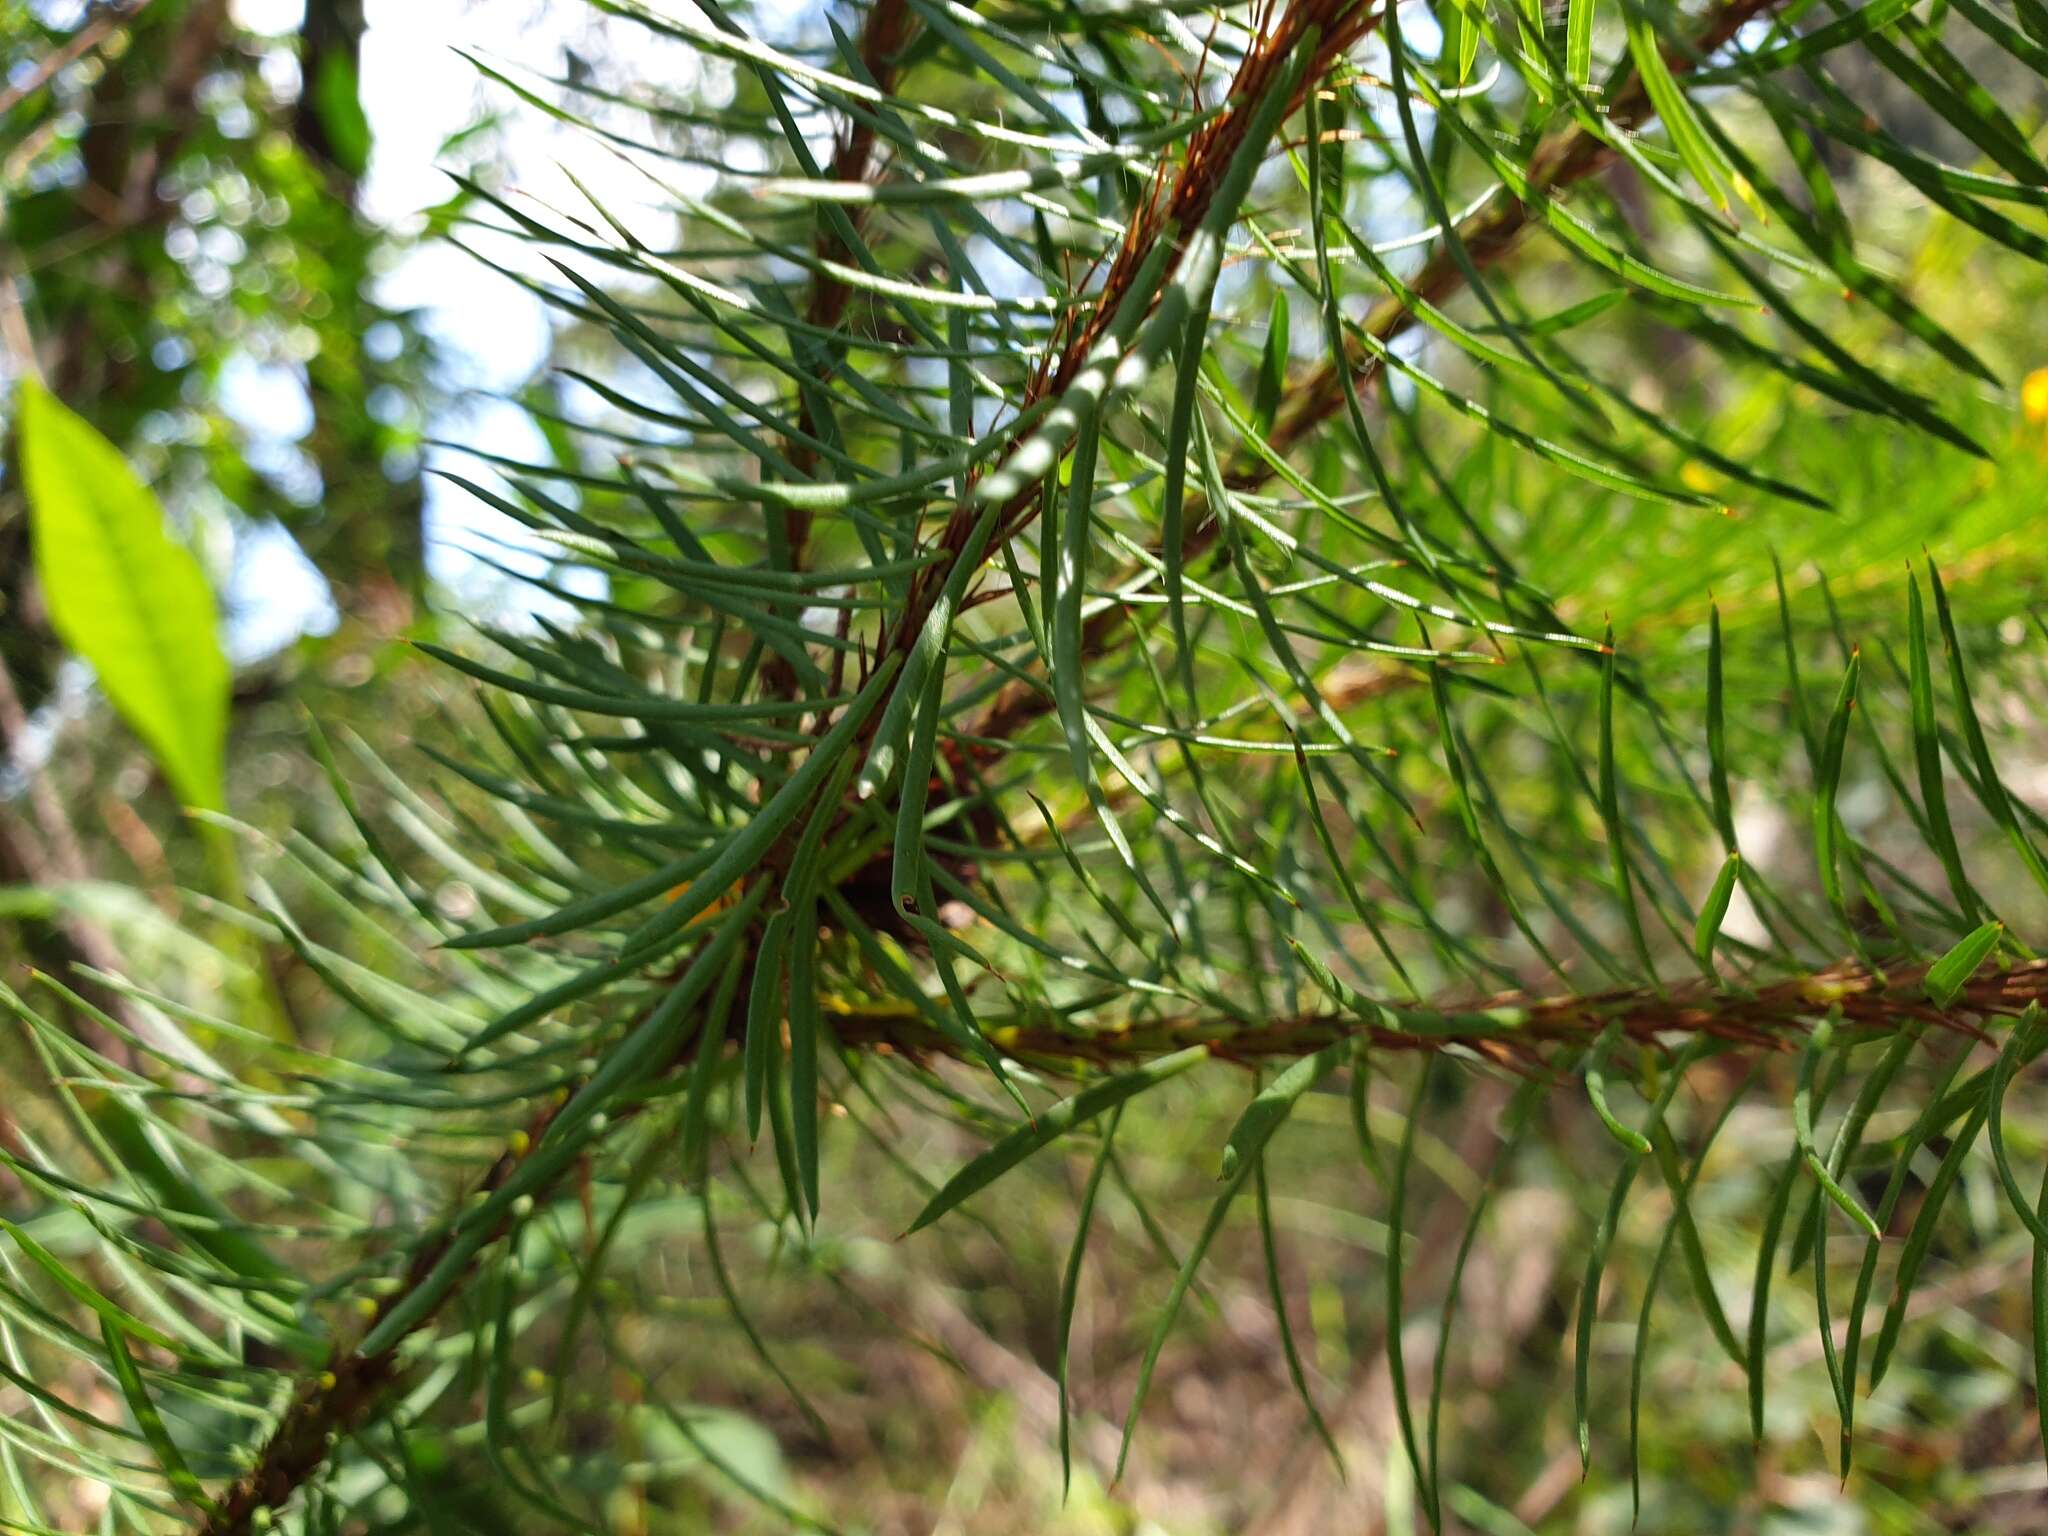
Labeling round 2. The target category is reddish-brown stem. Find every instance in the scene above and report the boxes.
[878,0,1382,683]
[967,0,1779,747]
[828,958,2048,1073]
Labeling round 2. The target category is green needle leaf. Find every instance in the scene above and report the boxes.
[1811,648,1862,936]
[0,1218,187,1357]
[1585,1022,1652,1155]
[1694,852,1741,981]
[1567,0,1597,90]
[1118,1040,1346,1480]
[1057,1104,1123,1499]
[1929,558,2048,900]
[1254,1152,1342,1471]
[1794,1014,1884,1241]
[1987,1007,2048,1251]
[1924,919,2005,1008]
[1906,572,1988,923]
[1253,290,1290,435]
[1598,630,1657,981]
[1867,1084,1992,1389]
[906,1048,1210,1234]
[99,1318,214,1514]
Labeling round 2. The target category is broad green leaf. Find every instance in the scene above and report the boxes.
[311,50,373,179]
[17,381,229,811]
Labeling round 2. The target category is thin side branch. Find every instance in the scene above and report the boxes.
[827,957,2048,1073]
[197,942,2048,1532]
[877,0,1383,719]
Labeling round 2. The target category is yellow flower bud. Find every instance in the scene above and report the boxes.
[2023,367,2048,426]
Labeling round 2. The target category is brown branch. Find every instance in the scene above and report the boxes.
[784,0,1392,881]
[825,958,2048,1073]
[195,934,2047,1532]
[769,0,1387,907]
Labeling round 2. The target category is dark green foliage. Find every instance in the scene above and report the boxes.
[4,0,2048,1529]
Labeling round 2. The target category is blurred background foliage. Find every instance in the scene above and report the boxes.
[0,0,2046,1531]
